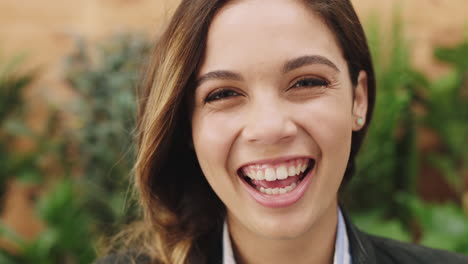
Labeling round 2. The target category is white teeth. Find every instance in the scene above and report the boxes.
[258,181,299,195]
[265,168,276,181]
[300,164,307,173]
[256,170,265,180]
[295,165,301,175]
[276,166,288,180]
[243,160,311,180]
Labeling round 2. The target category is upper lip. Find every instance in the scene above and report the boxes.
[236,155,315,172]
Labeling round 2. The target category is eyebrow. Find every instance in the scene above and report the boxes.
[283,55,340,73]
[196,70,244,86]
[196,55,340,86]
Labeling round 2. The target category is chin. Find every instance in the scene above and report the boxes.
[247,207,322,240]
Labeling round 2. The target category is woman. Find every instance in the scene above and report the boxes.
[98,0,468,263]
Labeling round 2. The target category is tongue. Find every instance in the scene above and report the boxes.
[250,174,301,189]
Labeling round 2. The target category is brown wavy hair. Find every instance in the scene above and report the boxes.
[113,0,376,263]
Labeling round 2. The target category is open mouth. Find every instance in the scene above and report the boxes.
[237,158,316,195]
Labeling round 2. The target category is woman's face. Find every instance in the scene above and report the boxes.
[191,0,367,240]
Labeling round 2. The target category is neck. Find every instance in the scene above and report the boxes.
[228,202,338,264]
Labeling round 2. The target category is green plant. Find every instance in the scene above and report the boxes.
[0,55,79,262]
[1,34,150,263]
[345,13,468,254]
[0,55,38,208]
[423,42,468,195]
[396,193,468,254]
[343,12,427,216]
[63,34,149,235]
[354,193,468,254]
[0,55,65,201]
[352,209,411,243]
[1,180,95,264]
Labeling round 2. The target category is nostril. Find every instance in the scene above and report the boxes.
[244,119,298,145]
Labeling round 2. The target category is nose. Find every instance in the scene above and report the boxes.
[242,97,297,145]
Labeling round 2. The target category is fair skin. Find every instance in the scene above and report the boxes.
[191,0,368,263]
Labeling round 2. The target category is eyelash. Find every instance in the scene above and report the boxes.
[290,77,329,89]
[204,77,330,103]
[205,88,241,103]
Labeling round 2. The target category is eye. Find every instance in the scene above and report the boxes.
[291,77,329,89]
[205,88,241,103]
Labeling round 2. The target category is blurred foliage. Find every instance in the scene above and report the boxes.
[1,180,95,264]
[425,43,468,194]
[63,34,148,232]
[0,34,149,263]
[0,55,37,208]
[0,54,65,196]
[0,55,80,262]
[344,13,468,254]
[397,193,468,253]
[346,13,419,212]
[0,16,467,263]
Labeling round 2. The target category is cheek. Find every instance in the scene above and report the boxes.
[191,111,240,181]
[298,95,353,159]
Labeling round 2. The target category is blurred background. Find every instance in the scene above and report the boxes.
[0,0,467,263]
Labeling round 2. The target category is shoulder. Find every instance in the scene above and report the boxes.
[94,252,153,264]
[342,210,468,264]
[365,232,468,264]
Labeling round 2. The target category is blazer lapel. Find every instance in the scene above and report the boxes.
[189,223,223,264]
[341,210,377,264]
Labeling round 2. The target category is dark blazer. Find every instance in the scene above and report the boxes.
[96,212,468,264]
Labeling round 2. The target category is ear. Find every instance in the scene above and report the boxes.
[352,70,368,131]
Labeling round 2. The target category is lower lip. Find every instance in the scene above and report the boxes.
[240,167,314,208]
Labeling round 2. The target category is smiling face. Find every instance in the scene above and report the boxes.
[191,0,368,243]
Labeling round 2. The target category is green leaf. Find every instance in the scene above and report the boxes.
[427,154,461,193]
[0,220,25,246]
[352,210,411,242]
[0,252,19,264]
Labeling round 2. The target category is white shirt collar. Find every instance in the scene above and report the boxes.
[222,220,236,264]
[222,207,352,264]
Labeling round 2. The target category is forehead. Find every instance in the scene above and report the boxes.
[199,0,345,75]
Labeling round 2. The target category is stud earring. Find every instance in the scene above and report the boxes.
[357,117,364,126]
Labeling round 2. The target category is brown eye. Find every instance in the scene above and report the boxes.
[291,78,329,89]
[205,88,241,103]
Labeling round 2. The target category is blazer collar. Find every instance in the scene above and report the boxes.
[341,210,377,264]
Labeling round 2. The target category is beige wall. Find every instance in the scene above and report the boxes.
[0,0,466,244]
[0,0,466,81]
